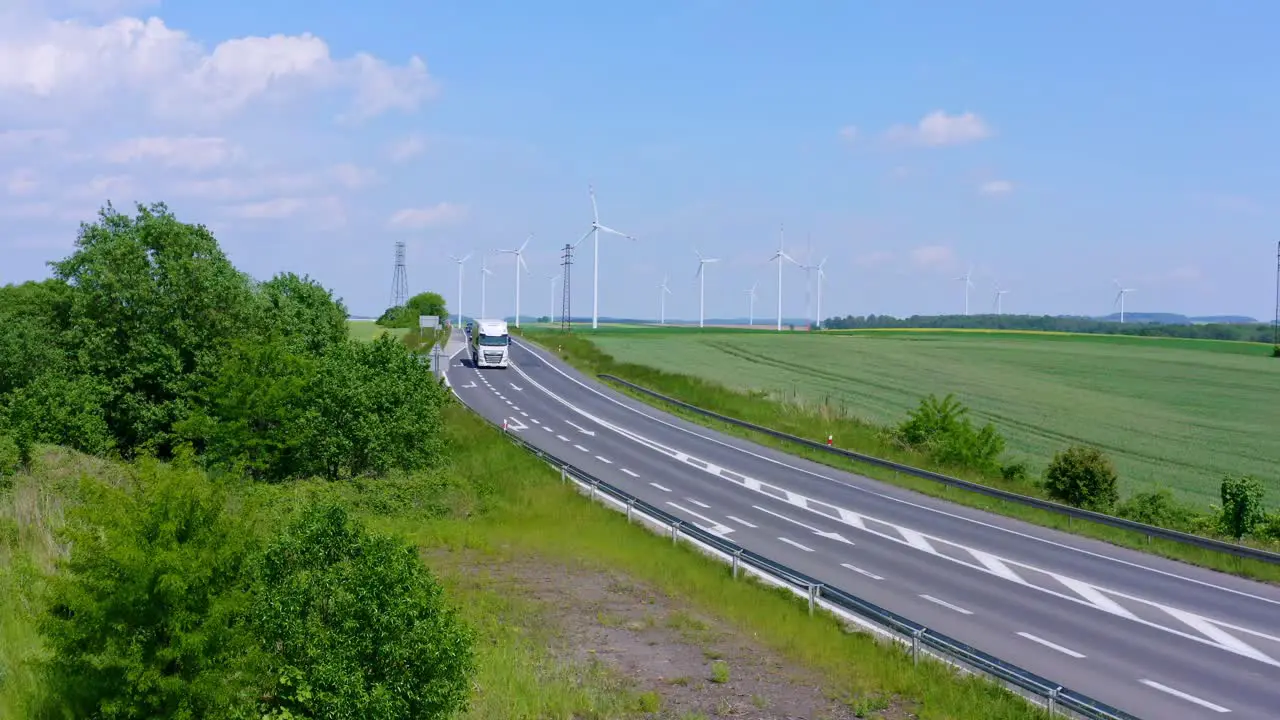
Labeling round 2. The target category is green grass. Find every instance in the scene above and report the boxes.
[524,328,1280,585]
[585,328,1279,505]
[346,319,410,342]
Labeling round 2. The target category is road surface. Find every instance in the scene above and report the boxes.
[444,332,1280,719]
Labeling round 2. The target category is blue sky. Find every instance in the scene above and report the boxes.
[2,1,1277,322]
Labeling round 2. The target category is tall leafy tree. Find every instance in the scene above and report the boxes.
[256,272,349,358]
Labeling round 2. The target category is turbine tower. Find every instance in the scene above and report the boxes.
[390,241,409,309]
[768,225,797,331]
[547,274,560,324]
[955,264,975,315]
[1113,280,1136,323]
[694,250,720,328]
[499,234,532,327]
[813,257,827,330]
[573,185,636,330]
[745,283,758,326]
[448,253,471,327]
[480,255,493,319]
[993,284,1010,316]
[659,275,672,325]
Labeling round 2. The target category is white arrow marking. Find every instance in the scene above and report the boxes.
[565,420,596,436]
[753,505,855,546]
[666,502,734,536]
[505,417,528,431]
[462,381,477,389]
[510,383,523,391]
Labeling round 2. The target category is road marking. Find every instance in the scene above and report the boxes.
[1056,576,1139,621]
[565,420,596,436]
[920,595,973,615]
[504,417,528,431]
[543,426,553,432]
[574,444,589,452]
[510,383,523,391]
[621,468,639,477]
[1017,632,1085,658]
[1138,680,1230,713]
[556,435,570,442]
[595,456,612,464]
[650,483,671,492]
[752,505,856,546]
[666,502,734,536]
[686,498,709,509]
[778,537,814,552]
[726,515,757,528]
[519,411,529,417]
[971,549,1025,585]
[505,400,513,405]
[899,527,937,555]
[841,563,883,581]
[462,381,477,388]
[531,418,539,423]
[512,405,521,411]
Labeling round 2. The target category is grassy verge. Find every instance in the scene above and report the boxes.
[2,402,1052,719]
[522,328,1280,585]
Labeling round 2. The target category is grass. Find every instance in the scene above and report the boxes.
[0,402,1052,719]
[345,319,410,342]
[523,327,1280,585]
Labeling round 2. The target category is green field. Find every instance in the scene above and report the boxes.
[346,319,410,342]
[590,328,1280,505]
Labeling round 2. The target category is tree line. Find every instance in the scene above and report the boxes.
[823,313,1278,344]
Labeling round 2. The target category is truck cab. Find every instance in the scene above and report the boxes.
[470,319,510,368]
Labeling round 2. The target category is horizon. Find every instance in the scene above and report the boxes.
[2,2,1278,322]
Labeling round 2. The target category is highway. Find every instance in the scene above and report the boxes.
[444,330,1280,719]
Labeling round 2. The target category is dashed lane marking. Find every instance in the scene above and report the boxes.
[841,563,883,581]
[727,515,757,529]
[1138,680,1230,713]
[920,594,973,615]
[1017,632,1085,659]
[686,498,710,509]
[621,468,639,477]
[595,456,612,464]
[650,483,671,492]
[666,502,734,536]
[778,537,814,552]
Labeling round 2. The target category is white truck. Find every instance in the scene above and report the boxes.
[470,318,511,369]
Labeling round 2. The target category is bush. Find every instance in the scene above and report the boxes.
[4,371,115,462]
[1116,489,1200,531]
[40,463,262,719]
[1000,461,1029,484]
[1042,445,1120,512]
[251,502,474,719]
[893,393,1006,474]
[1219,474,1267,540]
[1258,512,1280,542]
[0,431,19,482]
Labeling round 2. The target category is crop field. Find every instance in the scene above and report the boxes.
[589,328,1280,505]
[346,319,409,342]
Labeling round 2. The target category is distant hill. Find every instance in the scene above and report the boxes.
[1092,312,1258,325]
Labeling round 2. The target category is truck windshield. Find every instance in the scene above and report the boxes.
[478,334,508,346]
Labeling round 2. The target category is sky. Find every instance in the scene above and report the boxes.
[2,1,1278,323]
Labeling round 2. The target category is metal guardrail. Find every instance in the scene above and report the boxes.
[460,400,1139,720]
[599,374,1280,566]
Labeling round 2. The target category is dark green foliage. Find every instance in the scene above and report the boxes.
[1116,489,1199,530]
[256,272,349,357]
[825,312,1279,344]
[0,431,19,482]
[378,292,448,329]
[1272,345,1280,358]
[1043,445,1120,512]
[1000,461,1029,484]
[4,372,115,462]
[893,393,1006,474]
[252,502,474,719]
[1219,474,1267,540]
[40,464,263,719]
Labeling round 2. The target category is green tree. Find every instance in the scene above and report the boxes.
[40,463,262,719]
[256,272,349,358]
[252,502,474,719]
[1219,474,1267,540]
[378,292,448,329]
[1043,445,1120,512]
[4,371,114,463]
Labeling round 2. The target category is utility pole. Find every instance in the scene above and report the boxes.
[1273,240,1279,354]
[560,243,574,332]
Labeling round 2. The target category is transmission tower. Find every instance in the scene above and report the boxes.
[390,241,409,309]
[560,243,574,332]
[1273,240,1279,351]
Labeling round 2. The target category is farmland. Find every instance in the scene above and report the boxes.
[346,319,409,342]
[588,328,1280,505]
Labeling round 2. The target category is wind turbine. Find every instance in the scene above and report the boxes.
[694,250,720,328]
[993,284,1010,315]
[744,283,758,326]
[768,226,798,331]
[1113,280,1136,323]
[659,275,672,325]
[547,274,560,324]
[448,253,471,327]
[812,257,828,330]
[955,264,975,315]
[573,185,637,330]
[479,255,494,319]
[498,234,532,327]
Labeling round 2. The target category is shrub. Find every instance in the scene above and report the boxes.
[893,393,1006,474]
[39,463,262,719]
[4,371,115,462]
[1000,461,1029,484]
[1258,512,1280,543]
[0,431,19,482]
[1116,489,1200,531]
[1219,474,1267,540]
[1042,445,1120,512]
[251,502,474,719]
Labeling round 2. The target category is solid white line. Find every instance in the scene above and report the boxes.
[919,594,973,615]
[1138,680,1231,713]
[1017,632,1085,658]
[565,420,596,436]
[621,468,639,477]
[753,505,823,534]
[574,444,589,452]
[778,537,814,552]
[595,456,612,464]
[556,435,570,442]
[650,483,671,492]
[841,563,884,580]
[686,498,710,509]
[727,515,757,528]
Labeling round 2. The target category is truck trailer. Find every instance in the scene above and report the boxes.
[470,319,510,368]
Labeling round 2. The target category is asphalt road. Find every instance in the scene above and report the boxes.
[444,331,1280,719]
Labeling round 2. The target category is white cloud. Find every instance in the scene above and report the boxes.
[226,197,309,220]
[0,14,437,122]
[979,179,1014,196]
[387,202,467,229]
[223,195,346,226]
[5,169,40,196]
[103,136,242,170]
[910,244,954,267]
[388,134,427,163]
[886,111,992,147]
[837,125,858,143]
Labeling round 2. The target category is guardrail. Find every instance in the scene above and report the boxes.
[458,398,1139,720]
[599,374,1280,566]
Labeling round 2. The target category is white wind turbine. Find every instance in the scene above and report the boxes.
[993,284,1011,315]
[694,250,720,328]
[479,254,494,318]
[1113,280,1136,323]
[955,264,975,315]
[547,274,560,324]
[744,283,758,326]
[448,253,471,327]
[659,275,672,325]
[498,234,532,327]
[573,185,637,330]
[768,225,799,331]
[812,257,828,330]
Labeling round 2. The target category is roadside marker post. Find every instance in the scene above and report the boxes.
[826,434,833,447]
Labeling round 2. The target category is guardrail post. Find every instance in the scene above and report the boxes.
[626,498,634,523]
[1048,686,1060,715]
[807,584,818,616]
[671,522,679,545]
[732,549,742,579]
[590,480,597,500]
[912,628,924,665]
[560,466,566,484]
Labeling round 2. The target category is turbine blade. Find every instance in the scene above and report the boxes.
[519,235,531,253]
[573,227,593,248]
[589,185,598,223]
[597,225,635,240]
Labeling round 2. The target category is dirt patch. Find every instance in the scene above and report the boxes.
[428,548,912,719]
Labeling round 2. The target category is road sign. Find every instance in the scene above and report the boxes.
[419,315,440,329]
